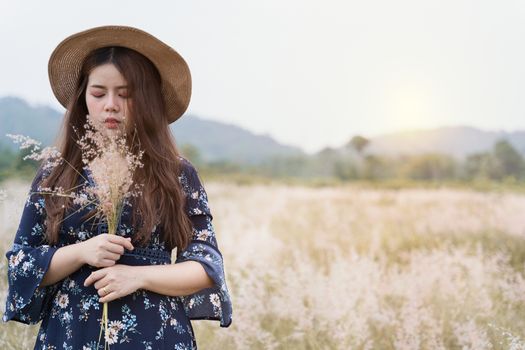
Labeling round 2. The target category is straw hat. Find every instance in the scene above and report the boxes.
[48,25,191,123]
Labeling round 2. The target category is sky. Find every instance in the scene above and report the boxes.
[1,0,525,154]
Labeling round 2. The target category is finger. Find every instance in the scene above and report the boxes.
[84,275,94,286]
[102,251,121,261]
[106,242,125,255]
[99,259,117,267]
[84,269,106,286]
[94,278,110,290]
[108,235,134,250]
[96,282,112,295]
[84,272,97,286]
[99,290,119,303]
[84,276,91,287]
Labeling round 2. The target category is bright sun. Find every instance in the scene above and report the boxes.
[384,83,434,131]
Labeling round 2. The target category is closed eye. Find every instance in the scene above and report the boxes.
[90,93,129,99]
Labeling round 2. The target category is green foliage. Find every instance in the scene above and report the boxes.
[463,152,493,180]
[3,135,525,187]
[334,158,359,180]
[461,139,525,182]
[400,153,457,181]
[491,139,525,180]
[362,154,397,180]
[180,143,204,168]
[0,144,39,181]
[346,135,370,155]
[330,137,525,184]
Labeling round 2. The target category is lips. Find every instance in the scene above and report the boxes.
[104,117,121,130]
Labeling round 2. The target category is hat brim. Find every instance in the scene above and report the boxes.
[48,25,191,123]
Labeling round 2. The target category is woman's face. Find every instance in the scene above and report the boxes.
[85,63,131,137]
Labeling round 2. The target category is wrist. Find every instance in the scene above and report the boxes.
[134,265,148,290]
[75,241,87,265]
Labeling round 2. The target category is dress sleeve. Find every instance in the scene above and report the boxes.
[2,166,60,325]
[175,158,233,328]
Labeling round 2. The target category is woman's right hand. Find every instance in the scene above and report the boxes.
[80,234,134,268]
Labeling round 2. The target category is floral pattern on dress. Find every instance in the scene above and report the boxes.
[176,158,233,328]
[2,156,232,349]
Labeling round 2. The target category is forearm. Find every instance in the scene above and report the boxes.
[136,261,214,297]
[40,242,85,287]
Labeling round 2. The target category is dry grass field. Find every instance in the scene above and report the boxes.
[1,179,525,349]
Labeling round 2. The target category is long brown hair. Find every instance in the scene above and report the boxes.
[41,46,193,251]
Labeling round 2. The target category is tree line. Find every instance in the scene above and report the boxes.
[255,136,525,183]
[1,138,525,184]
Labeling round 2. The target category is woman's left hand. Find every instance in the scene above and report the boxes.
[83,264,143,303]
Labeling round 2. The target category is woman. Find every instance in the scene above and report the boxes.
[2,25,232,349]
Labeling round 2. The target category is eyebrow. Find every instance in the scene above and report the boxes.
[89,84,128,89]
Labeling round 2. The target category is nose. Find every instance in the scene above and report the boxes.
[104,93,120,113]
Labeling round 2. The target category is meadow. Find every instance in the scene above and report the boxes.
[1,178,525,349]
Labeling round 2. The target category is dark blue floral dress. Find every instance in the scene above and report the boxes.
[2,156,233,349]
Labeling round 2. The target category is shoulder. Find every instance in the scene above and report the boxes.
[30,157,62,190]
[177,155,197,178]
[177,156,212,215]
[30,162,53,190]
[178,155,194,170]
[177,155,202,191]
